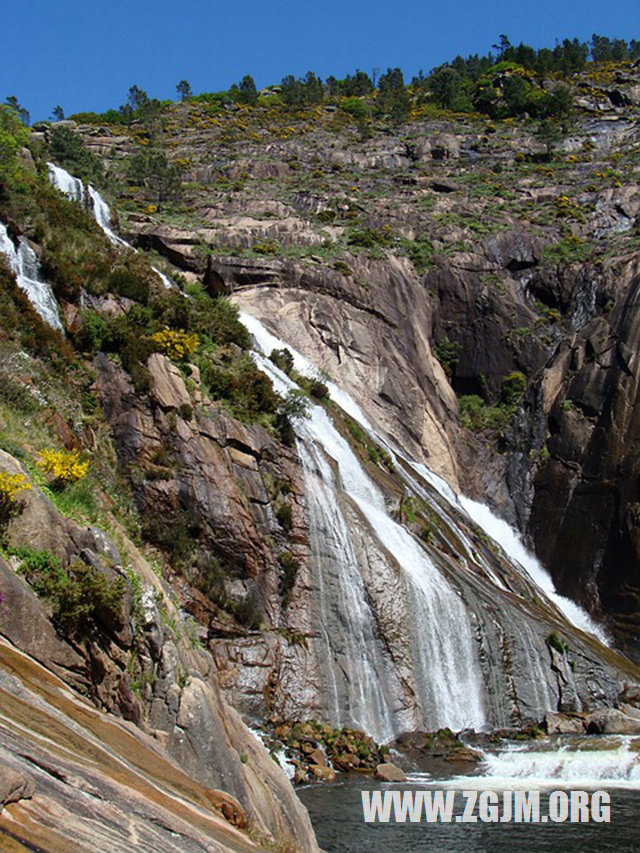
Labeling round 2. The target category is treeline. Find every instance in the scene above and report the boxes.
[31,31,637,127]
[417,33,640,117]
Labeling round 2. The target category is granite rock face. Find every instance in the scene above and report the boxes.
[0,450,320,853]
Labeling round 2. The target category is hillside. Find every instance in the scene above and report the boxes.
[2,44,640,849]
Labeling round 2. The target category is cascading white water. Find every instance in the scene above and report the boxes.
[297,439,401,741]
[47,162,85,204]
[439,737,640,789]
[86,184,129,248]
[249,325,488,736]
[0,223,63,331]
[242,308,606,646]
[47,162,174,289]
[460,496,609,645]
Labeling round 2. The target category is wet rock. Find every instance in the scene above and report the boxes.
[312,765,337,782]
[544,711,586,734]
[308,747,326,766]
[375,763,407,782]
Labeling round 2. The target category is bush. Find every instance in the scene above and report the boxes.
[278,389,311,421]
[0,104,30,196]
[269,348,294,375]
[105,267,151,303]
[309,380,329,400]
[546,631,569,654]
[38,449,89,487]
[501,371,527,406]
[278,551,300,608]
[276,502,293,531]
[201,354,279,422]
[48,126,104,185]
[0,472,31,539]
[14,546,126,637]
[434,336,460,379]
[150,328,200,361]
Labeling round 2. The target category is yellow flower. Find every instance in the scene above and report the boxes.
[0,472,31,502]
[150,328,200,361]
[38,449,89,484]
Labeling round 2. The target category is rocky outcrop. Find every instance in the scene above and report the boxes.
[234,260,462,489]
[0,450,320,852]
[0,764,35,811]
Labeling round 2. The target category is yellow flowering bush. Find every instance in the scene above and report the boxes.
[38,449,89,486]
[150,328,200,361]
[0,472,31,535]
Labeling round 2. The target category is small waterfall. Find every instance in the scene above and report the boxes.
[47,162,85,204]
[47,162,174,289]
[459,497,609,644]
[238,308,624,734]
[86,184,129,248]
[250,329,488,737]
[454,737,640,788]
[0,223,63,331]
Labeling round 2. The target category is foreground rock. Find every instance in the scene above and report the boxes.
[375,763,407,782]
[0,450,320,852]
[390,728,483,775]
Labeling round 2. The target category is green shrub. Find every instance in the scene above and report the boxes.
[269,348,294,375]
[105,267,151,303]
[501,371,527,406]
[278,389,310,421]
[48,126,104,185]
[434,336,460,379]
[0,473,31,541]
[278,551,300,608]
[276,502,293,531]
[347,225,391,249]
[546,631,569,654]
[14,546,125,637]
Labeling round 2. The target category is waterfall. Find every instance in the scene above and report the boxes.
[295,440,401,741]
[86,184,129,248]
[242,309,606,645]
[47,162,85,204]
[47,162,174,289]
[459,497,610,644]
[239,308,622,735]
[0,223,63,331]
[250,329,488,738]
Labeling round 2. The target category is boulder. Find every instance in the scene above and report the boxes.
[312,765,337,782]
[585,708,640,735]
[308,747,326,767]
[431,134,460,160]
[375,763,407,782]
[544,712,586,735]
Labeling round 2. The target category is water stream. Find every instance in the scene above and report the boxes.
[47,162,175,288]
[0,222,63,330]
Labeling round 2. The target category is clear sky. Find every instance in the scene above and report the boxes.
[2,0,638,121]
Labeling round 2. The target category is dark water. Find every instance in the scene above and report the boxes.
[297,778,640,853]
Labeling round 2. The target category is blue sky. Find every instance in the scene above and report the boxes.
[3,0,638,121]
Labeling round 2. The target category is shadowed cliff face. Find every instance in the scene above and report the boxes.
[527,261,640,659]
